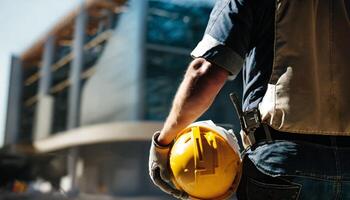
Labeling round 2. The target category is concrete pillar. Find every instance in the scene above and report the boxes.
[67,147,79,194]
[33,35,55,141]
[39,35,55,95]
[4,56,22,145]
[67,4,87,130]
[137,0,148,120]
[67,3,87,194]
[106,9,115,29]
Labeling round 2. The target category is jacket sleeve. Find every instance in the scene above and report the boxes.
[191,0,254,80]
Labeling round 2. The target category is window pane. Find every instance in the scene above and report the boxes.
[145,50,190,120]
[147,0,212,48]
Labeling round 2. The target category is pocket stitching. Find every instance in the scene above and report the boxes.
[248,176,299,190]
[247,176,301,200]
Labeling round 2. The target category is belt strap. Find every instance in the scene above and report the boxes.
[230,93,272,146]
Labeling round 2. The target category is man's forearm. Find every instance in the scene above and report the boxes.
[157,58,229,145]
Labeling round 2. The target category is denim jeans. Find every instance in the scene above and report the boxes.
[236,139,350,200]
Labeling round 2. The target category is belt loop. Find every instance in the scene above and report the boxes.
[262,124,273,142]
[330,136,337,147]
[247,131,256,146]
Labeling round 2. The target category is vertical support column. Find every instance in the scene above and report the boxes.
[4,56,22,146]
[39,35,55,95]
[106,9,115,29]
[33,35,55,141]
[68,4,87,130]
[67,3,87,194]
[136,0,148,120]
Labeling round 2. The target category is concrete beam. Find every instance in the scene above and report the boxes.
[4,56,22,145]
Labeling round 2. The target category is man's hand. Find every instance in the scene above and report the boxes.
[149,132,189,199]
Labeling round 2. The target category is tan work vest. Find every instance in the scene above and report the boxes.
[259,0,350,135]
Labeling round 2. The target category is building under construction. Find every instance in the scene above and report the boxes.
[3,0,241,198]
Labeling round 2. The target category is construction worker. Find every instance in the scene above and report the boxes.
[149,0,350,199]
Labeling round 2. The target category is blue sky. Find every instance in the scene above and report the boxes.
[0,0,82,146]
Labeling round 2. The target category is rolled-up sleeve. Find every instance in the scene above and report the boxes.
[191,0,254,79]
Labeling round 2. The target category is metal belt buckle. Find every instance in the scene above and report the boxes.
[243,109,261,132]
[243,109,261,146]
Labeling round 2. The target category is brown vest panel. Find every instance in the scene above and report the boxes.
[259,0,350,135]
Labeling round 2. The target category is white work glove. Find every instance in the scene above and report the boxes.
[149,132,189,200]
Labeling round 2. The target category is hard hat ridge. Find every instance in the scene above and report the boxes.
[169,121,242,199]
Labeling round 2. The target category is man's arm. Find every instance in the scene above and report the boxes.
[157,58,229,145]
[156,0,254,146]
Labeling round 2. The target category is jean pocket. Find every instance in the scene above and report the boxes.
[246,177,300,200]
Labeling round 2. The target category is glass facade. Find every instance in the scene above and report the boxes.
[147,1,211,48]
[145,0,212,120]
[20,66,39,142]
[50,45,71,133]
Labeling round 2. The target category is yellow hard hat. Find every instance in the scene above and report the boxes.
[169,121,242,200]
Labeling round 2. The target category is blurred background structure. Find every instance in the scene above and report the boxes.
[1,0,242,199]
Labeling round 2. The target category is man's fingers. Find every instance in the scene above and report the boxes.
[159,167,171,181]
[149,162,170,181]
[149,132,188,199]
[151,167,188,199]
[151,167,176,192]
